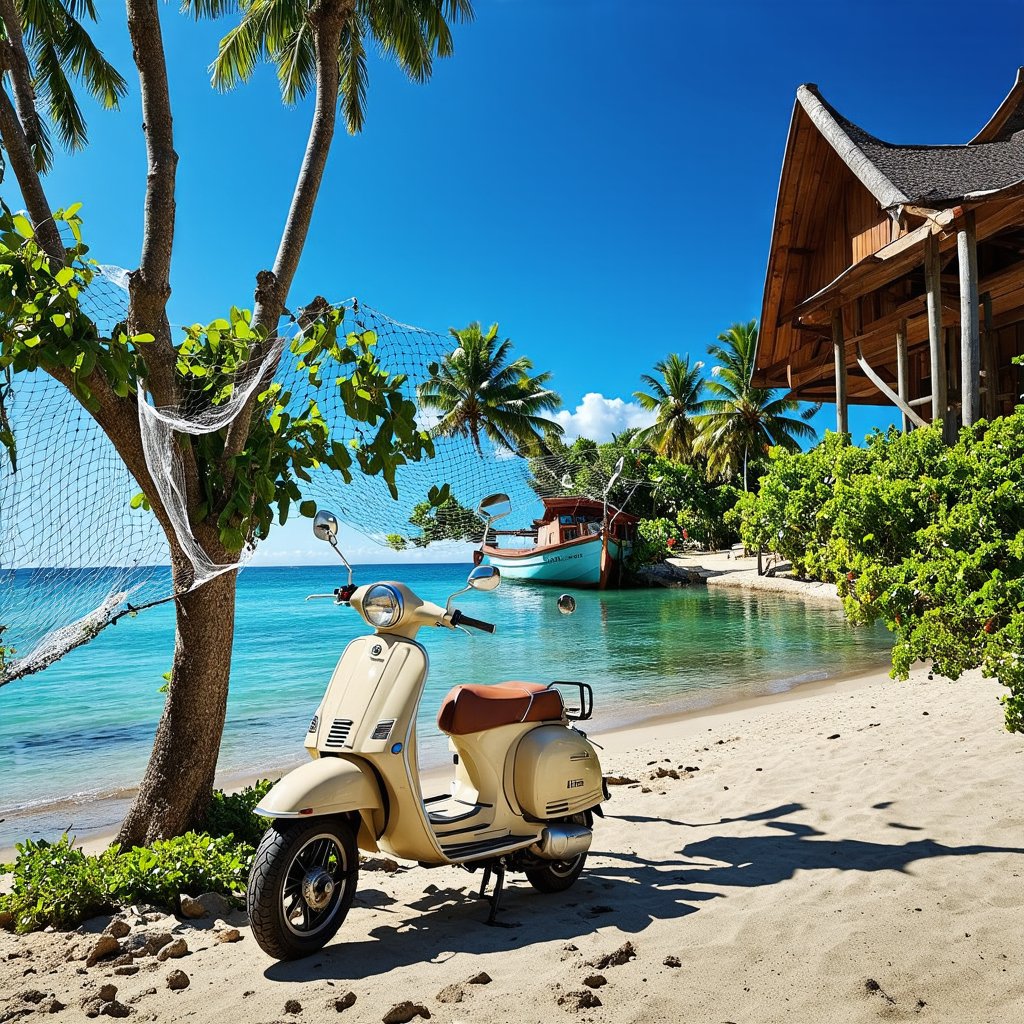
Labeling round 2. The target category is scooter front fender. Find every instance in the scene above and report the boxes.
[255,757,383,820]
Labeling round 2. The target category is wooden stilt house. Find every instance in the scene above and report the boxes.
[754,70,1024,436]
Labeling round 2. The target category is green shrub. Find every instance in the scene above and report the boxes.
[103,832,253,909]
[0,835,112,933]
[199,779,275,847]
[630,517,677,567]
[732,414,1024,732]
[0,831,253,934]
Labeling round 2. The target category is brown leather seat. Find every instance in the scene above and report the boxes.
[437,682,564,735]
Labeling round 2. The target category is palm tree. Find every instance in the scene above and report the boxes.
[695,320,818,490]
[1,0,127,171]
[633,353,705,461]
[187,0,473,134]
[417,321,563,455]
[0,0,126,257]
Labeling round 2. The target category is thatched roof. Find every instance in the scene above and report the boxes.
[797,74,1024,209]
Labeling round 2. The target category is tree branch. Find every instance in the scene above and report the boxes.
[124,0,178,408]
[0,3,64,261]
[220,0,350,465]
[123,0,207,524]
[253,0,350,330]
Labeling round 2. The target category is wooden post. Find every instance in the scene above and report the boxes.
[982,293,998,420]
[832,308,848,434]
[958,210,980,427]
[896,319,910,432]
[924,232,947,433]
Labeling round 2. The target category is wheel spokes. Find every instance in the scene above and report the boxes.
[281,832,348,937]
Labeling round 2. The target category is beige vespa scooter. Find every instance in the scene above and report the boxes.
[247,497,609,960]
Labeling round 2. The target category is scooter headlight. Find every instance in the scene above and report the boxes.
[363,584,403,628]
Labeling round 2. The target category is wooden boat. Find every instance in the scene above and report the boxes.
[480,497,637,589]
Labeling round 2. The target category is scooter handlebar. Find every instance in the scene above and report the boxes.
[450,609,496,634]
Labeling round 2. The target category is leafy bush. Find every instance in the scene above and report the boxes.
[0,831,253,934]
[104,833,252,909]
[0,835,111,933]
[630,517,677,567]
[732,415,1024,731]
[199,779,275,847]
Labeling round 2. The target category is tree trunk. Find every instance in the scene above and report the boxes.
[116,560,237,847]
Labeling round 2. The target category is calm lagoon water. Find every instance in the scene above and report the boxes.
[0,563,893,846]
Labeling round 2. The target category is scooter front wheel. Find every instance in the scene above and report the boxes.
[247,816,359,961]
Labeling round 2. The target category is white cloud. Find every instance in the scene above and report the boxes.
[554,393,656,443]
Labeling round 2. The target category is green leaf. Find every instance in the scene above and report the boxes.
[299,500,317,518]
[11,215,33,239]
[54,267,75,287]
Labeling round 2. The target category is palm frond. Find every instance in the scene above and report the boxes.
[31,35,87,152]
[180,0,240,19]
[339,14,367,132]
[276,23,315,106]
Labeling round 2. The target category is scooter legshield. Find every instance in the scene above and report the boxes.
[254,757,383,819]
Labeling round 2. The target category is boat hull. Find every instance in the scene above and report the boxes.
[483,536,624,587]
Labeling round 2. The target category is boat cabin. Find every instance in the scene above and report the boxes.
[530,498,637,548]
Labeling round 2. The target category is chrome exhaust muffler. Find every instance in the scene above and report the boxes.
[530,824,593,860]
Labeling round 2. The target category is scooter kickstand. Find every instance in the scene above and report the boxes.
[480,859,506,925]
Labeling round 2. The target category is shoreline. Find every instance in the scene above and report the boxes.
[0,555,876,858]
[0,654,893,862]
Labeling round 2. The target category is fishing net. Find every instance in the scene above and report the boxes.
[1,266,647,686]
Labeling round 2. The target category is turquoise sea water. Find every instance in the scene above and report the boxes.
[0,563,894,846]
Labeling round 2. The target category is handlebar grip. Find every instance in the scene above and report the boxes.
[451,610,496,634]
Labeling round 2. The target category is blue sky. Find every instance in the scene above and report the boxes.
[6,0,1024,563]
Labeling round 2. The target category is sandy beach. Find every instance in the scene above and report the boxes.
[2,661,1021,1023]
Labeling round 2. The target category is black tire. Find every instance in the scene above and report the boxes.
[247,817,358,961]
[524,812,590,894]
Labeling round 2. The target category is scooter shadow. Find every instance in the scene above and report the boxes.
[263,857,708,983]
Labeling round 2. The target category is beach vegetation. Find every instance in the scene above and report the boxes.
[407,491,482,546]
[732,414,1024,732]
[529,433,742,554]
[0,783,279,933]
[0,0,474,845]
[633,353,705,461]
[694,320,819,491]
[0,832,251,934]
[417,321,564,456]
[198,779,275,848]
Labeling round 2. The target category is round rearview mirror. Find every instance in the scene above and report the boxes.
[557,593,576,615]
[313,509,339,542]
[467,565,501,592]
[476,492,512,523]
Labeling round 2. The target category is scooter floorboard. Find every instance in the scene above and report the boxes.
[439,832,537,863]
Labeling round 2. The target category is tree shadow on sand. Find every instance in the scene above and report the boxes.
[263,800,1024,984]
[677,812,1024,888]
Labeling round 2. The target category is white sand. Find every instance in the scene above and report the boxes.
[2,664,1022,1023]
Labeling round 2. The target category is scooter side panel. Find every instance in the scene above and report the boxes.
[513,725,604,819]
[254,757,382,818]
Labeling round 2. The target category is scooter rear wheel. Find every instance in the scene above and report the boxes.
[523,812,590,894]
[247,817,358,961]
